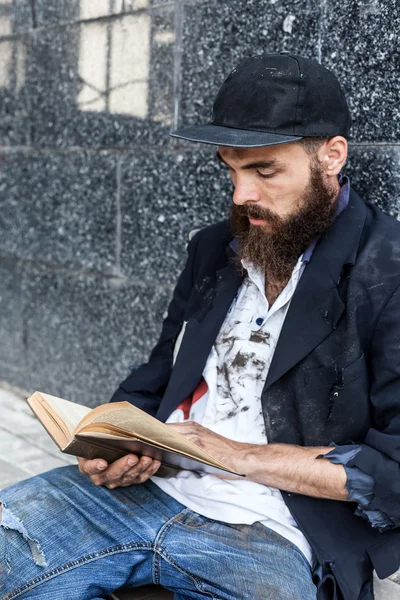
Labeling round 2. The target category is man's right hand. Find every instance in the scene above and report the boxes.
[77,454,162,489]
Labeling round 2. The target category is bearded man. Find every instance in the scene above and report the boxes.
[1,53,399,600]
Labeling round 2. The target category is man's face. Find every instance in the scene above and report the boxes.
[217,142,340,281]
[218,142,336,221]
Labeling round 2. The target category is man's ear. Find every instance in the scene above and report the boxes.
[318,136,348,175]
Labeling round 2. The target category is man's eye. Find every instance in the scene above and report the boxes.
[258,171,275,179]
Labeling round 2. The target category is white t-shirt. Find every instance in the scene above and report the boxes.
[152,255,314,566]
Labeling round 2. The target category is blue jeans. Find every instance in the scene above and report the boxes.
[0,466,316,600]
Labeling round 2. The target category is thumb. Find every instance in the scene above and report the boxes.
[77,457,108,475]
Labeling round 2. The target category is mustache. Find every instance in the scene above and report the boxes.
[232,203,282,224]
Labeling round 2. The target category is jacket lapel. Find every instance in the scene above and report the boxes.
[263,251,345,391]
[156,251,244,421]
[264,188,367,391]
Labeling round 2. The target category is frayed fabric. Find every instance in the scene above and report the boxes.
[0,501,47,580]
[318,446,395,530]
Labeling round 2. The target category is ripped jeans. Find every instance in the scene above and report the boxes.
[0,466,316,600]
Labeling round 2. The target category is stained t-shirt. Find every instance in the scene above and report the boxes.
[152,254,314,565]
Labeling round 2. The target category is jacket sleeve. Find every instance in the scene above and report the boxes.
[321,445,395,530]
[109,230,202,416]
[320,284,400,530]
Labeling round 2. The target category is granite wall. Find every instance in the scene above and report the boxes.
[0,0,399,406]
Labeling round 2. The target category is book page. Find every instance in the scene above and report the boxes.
[79,423,204,458]
[40,393,92,434]
[77,402,228,469]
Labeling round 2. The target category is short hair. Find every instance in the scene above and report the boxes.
[298,136,332,155]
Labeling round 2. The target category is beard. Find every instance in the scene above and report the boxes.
[229,160,339,283]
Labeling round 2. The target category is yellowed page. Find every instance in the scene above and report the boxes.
[78,423,206,459]
[76,402,229,469]
[40,393,92,433]
[27,393,70,448]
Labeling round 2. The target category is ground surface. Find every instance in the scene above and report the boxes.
[0,385,399,599]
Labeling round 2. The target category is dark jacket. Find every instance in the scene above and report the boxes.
[111,188,400,600]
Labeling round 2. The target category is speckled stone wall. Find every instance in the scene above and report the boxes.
[0,0,399,406]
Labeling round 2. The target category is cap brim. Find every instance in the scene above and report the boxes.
[170,124,302,148]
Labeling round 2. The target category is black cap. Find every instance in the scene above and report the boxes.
[170,53,351,148]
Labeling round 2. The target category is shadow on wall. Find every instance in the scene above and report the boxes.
[0,0,175,145]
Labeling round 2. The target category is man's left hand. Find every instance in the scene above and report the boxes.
[166,421,250,477]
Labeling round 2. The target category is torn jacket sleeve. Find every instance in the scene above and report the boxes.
[319,445,395,530]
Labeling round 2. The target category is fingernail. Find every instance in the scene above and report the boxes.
[97,462,107,470]
[127,457,138,467]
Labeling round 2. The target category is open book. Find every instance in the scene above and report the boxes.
[27,392,245,478]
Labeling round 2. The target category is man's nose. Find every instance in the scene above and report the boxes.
[232,176,260,206]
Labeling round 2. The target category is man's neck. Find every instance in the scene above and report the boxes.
[265,277,290,308]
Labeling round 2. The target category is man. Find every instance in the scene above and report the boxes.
[1,53,399,600]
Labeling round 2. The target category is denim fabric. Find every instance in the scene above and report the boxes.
[0,466,316,600]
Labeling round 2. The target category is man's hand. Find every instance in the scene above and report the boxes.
[166,421,249,476]
[77,454,162,489]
